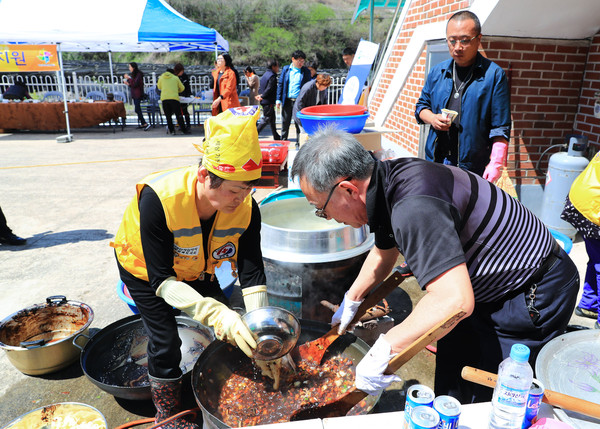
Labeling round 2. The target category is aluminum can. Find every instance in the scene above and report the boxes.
[433,395,461,429]
[404,384,435,429]
[409,405,440,429]
[522,378,545,429]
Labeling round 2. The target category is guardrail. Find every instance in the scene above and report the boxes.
[0,73,347,125]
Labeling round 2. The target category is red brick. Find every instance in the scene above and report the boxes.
[535,45,557,53]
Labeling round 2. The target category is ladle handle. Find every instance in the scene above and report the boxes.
[461,366,600,420]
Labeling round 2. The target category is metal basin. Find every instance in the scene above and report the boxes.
[192,319,380,429]
[260,197,374,322]
[0,296,93,375]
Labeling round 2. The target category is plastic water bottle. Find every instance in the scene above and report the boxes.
[489,344,534,429]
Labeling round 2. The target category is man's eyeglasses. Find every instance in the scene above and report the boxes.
[315,177,352,219]
[446,35,479,47]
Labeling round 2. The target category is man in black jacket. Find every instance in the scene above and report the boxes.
[256,59,281,140]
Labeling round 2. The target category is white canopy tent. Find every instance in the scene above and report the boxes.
[0,0,229,52]
[0,0,229,141]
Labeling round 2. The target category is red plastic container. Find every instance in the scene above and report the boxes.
[260,141,289,164]
[301,104,367,117]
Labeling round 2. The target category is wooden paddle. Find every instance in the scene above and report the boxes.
[292,267,408,365]
[290,309,466,421]
[461,366,600,420]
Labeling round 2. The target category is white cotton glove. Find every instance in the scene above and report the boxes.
[156,277,257,357]
[483,142,508,183]
[242,285,269,312]
[355,334,402,396]
[331,292,363,335]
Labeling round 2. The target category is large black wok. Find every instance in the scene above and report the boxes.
[74,314,214,400]
[192,319,379,429]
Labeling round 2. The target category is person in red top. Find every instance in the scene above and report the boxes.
[211,54,240,116]
[124,62,151,131]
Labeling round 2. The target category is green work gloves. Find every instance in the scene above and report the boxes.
[156,277,256,357]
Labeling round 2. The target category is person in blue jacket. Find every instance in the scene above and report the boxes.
[276,50,311,145]
[415,11,511,183]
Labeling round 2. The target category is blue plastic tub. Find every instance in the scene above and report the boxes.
[117,280,139,314]
[117,262,236,314]
[296,112,369,135]
[550,229,573,254]
[260,189,305,206]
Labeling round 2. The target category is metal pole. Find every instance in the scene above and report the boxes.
[56,43,73,143]
[369,0,374,42]
[108,49,114,90]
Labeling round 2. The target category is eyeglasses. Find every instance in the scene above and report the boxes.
[446,35,479,46]
[315,177,352,219]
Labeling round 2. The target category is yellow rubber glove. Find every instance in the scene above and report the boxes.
[242,285,269,312]
[156,277,257,357]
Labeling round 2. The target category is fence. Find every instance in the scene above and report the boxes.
[0,72,347,125]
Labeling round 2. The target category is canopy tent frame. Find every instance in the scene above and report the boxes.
[0,0,229,142]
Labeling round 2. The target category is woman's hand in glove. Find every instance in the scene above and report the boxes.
[331,292,363,335]
[355,334,401,396]
[210,307,257,358]
[155,277,257,357]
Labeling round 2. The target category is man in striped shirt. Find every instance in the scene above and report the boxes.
[291,127,579,403]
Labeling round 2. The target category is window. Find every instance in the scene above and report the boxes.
[418,40,452,159]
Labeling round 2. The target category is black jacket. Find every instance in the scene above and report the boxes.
[258,69,278,105]
[179,72,192,97]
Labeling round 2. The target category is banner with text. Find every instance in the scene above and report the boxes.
[0,44,60,72]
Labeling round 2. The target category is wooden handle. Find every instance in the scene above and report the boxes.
[322,269,407,339]
[385,308,465,374]
[461,366,600,420]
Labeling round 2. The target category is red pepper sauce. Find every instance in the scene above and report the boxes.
[218,355,366,426]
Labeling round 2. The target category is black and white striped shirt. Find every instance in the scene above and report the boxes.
[367,158,554,303]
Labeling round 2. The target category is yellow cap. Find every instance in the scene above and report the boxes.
[195,106,262,181]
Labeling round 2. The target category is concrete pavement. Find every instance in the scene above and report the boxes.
[0,125,594,427]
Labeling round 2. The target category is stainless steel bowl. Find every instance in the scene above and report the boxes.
[242,307,300,360]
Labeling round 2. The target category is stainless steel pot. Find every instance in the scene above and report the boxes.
[0,296,93,375]
[192,319,380,429]
[74,314,214,400]
[260,197,374,322]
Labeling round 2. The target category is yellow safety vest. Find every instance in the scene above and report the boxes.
[111,166,252,281]
[569,152,600,226]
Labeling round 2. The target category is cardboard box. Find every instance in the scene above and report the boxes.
[353,123,396,152]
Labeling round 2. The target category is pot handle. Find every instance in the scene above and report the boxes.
[46,295,68,305]
[20,339,45,349]
[72,333,90,350]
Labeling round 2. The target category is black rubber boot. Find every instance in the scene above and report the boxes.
[149,375,200,429]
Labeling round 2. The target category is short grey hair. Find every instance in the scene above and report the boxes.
[291,126,375,192]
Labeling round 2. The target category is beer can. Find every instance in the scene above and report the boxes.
[409,405,440,429]
[433,395,461,429]
[522,378,544,429]
[404,384,435,429]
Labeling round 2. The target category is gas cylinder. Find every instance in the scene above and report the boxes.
[540,135,590,239]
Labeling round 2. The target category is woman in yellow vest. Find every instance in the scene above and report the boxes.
[112,107,270,429]
[561,152,600,327]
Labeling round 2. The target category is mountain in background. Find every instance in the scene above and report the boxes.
[65,0,396,69]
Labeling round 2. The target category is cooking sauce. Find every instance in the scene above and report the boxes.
[218,355,367,426]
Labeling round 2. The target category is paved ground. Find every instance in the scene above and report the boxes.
[0,125,594,427]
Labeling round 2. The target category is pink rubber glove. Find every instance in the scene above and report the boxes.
[483,142,508,183]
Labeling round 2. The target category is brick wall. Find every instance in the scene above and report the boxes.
[482,38,589,185]
[370,0,470,155]
[370,1,597,186]
[574,33,600,154]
